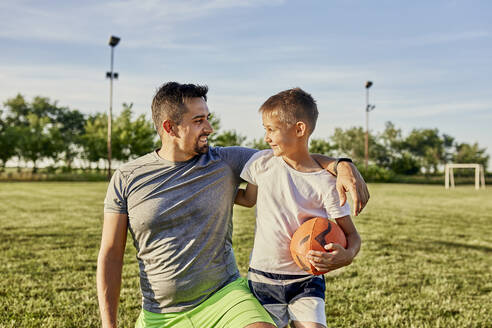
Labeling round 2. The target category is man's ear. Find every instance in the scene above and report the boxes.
[295,121,307,137]
[162,120,176,136]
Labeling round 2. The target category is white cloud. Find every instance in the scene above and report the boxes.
[0,0,284,47]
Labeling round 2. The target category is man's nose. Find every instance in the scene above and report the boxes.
[204,120,213,134]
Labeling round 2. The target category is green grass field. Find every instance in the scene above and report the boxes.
[0,182,490,327]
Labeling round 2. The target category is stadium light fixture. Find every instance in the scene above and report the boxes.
[365,81,375,170]
[106,35,120,180]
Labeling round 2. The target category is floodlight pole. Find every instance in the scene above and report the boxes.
[364,81,374,170]
[106,35,120,180]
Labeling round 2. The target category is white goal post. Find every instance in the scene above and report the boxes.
[444,163,486,190]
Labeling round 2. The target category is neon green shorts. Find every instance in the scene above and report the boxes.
[135,277,276,328]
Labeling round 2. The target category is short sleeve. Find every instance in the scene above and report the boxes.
[104,169,128,214]
[240,149,273,185]
[213,146,257,179]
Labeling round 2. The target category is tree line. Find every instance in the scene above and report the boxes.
[272,122,488,175]
[0,94,489,174]
[246,125,488,175]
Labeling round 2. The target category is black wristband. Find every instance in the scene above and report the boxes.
[334,158,353,176]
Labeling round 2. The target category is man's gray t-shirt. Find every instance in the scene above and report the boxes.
[104,146,256,313]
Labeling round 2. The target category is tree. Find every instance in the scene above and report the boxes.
[31,96,60,122]
[112,105,132,161]
[128,111,157,158]
[379,121,420,174]
[331,127,365,162]
[3,95,34,168]
[81,113,108,169]
[3,94,30,126]
[16,114,56,172]
[390,153,421,175]
[309,138,333,155]
[248,138,270,150]
[442,134,455,163]
[113,103,156,161]
[53,107,86,170]
[0,109,18,171]
[207,112,222,145]
[211,130,246,147]
[330,127,388,166]
[3,95,86,170]
[404,128,446,174]
[453,142,489,172]
[81,104,157,168]
[379,121,403,155]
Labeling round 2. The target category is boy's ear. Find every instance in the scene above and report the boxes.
[295,121,307,137]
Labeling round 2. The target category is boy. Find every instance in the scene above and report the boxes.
[235,88,362,328]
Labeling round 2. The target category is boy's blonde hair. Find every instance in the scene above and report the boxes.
[259,88,318,135]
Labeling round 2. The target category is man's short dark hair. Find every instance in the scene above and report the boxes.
[152,82,208,136]
[259,88,318,135]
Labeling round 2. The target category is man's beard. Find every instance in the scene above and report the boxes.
[194,134,209,154]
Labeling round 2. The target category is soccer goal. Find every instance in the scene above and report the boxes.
[444,163,486,190]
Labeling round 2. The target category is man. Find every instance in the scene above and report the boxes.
[97,82,370,328]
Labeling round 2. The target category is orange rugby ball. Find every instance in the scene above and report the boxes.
[290,217,347,275]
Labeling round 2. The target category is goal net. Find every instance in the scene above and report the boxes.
[444,163,486,190]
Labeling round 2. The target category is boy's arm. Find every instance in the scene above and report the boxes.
[234,183,258,208]
[307,215,361,273]
[311,155,370,216]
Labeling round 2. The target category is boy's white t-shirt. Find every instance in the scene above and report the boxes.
[240,149,351,275]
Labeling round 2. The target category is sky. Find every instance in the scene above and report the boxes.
[1,0,491,167]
